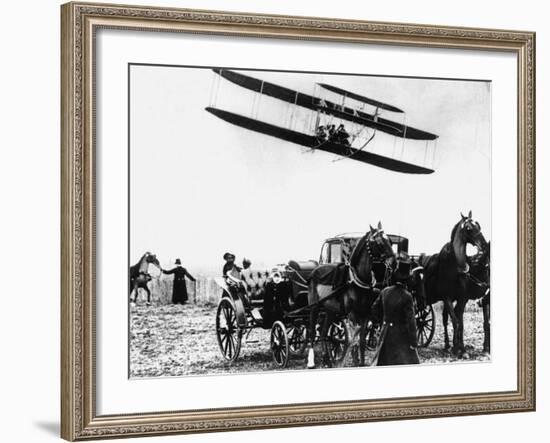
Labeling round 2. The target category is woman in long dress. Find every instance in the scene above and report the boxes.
[371,258,420,366]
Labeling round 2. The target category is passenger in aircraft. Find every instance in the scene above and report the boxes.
[315,125,327,142]
[335,124,351,146]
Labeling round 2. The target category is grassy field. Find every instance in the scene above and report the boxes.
[129,300,489,378]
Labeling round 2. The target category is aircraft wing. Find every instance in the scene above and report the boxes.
[206,107,434,175]
[213,69,438,141]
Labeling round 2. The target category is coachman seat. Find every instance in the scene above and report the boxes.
[287,260,319,281]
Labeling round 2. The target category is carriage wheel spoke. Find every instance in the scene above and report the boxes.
[219,331,228,345]
[223,334,230,356]
[216,299,242,362]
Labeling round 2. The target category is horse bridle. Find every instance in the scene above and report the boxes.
[461,219,487,250]
[349,230,392,289]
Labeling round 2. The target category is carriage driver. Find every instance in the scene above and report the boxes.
[371,257,420,366]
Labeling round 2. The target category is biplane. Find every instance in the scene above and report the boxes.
[205,69,438,174]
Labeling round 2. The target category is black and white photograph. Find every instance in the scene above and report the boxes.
[128,65,491,378]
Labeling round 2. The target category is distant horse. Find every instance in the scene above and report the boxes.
[130,252,161,305]
[307,222,395,368]
[422,211,488,356]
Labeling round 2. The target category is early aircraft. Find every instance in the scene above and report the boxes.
[206,69,438,174]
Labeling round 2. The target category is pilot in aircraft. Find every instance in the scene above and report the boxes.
[335,124,351,146]
[327,124,336,140]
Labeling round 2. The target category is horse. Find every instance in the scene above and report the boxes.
[422,211,488,357]
[129,252,161,305]
[441,242,491,354]
[306,222,395,368]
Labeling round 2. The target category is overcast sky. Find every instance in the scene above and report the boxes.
[130,65,491,274]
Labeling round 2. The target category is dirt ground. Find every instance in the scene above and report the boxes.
[130,302,490,378]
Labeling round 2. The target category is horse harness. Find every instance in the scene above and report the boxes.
[324,231,387,298]
[458,261,490,298]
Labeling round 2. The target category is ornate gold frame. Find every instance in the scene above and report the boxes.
[61,2,536,440]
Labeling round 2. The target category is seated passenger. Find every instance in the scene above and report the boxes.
[335,124,350,146]
[315,125,327,142]
[328,124,336,141]
[222,252,242,288]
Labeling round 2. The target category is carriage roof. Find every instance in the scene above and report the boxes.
[324,232,410,253]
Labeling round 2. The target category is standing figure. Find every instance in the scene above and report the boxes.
[371,258,420,366]
[162,258,196,305]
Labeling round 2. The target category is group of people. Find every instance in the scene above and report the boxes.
[315,123,351,146]
[156,253,253,306]
[222,252,256,293]
[222,252,251,277]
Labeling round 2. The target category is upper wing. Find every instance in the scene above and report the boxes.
[213,69,438,141]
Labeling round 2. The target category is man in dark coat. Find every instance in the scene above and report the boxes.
[162,259,196,304]
[371,258,420,366]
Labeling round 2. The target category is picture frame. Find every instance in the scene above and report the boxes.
[61,1,536,440]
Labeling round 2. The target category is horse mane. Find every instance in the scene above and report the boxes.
[349,233,368,268]
[450,220,462,243]
[131,252,151,270]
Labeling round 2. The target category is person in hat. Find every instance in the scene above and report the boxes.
[222,252,241,278]
[370,257,420,366]
[162,259,196,305]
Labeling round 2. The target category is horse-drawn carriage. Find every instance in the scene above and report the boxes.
[214,261,349,368]
[215,229,436,369]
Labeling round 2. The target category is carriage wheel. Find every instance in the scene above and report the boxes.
[365,321,382,352]
[325,320,349,364]
[216,298,242,362]
[416,304,435,347]
[271,321,289,368]
[287,324,307,355]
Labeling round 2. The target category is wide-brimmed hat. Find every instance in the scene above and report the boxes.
[393,259,411,282]
[223,252,235,260]
[175,258,181,265]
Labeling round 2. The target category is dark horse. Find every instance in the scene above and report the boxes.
[422,211,488,357]
[442,242,491,354]
[129,252,161,305]
[306,222,395,368]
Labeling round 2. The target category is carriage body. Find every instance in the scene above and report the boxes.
[215,256,349,368]
[214,231,433,368]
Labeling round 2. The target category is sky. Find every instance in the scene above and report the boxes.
[129,65,491,274]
